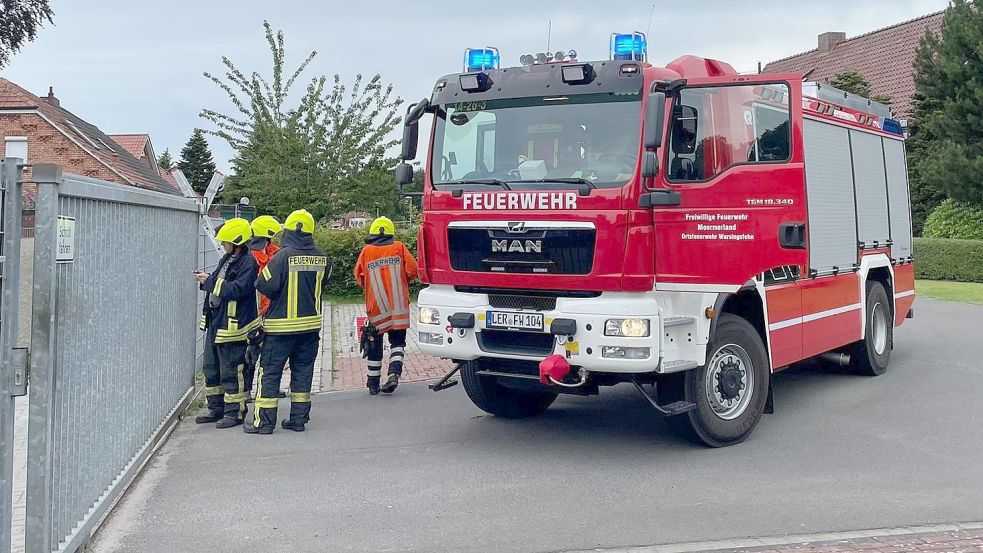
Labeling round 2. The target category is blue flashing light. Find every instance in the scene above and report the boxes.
[610,32,647,62]
[464,47,500,72]
[882,118,904,136]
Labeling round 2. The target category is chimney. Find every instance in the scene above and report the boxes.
[42,86,60,107]
[818,32,846,53]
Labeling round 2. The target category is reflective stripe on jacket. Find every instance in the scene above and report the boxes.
[257,230,328,335]
[354,238,418,333]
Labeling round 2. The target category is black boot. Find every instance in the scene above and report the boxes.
[380,374,400,394]
[367,376,380,395]
[243,423,273,435]
[194,410,222,424]
[216,417,242,429]
[281,419,306,432]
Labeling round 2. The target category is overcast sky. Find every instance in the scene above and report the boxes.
[2,0,949,173]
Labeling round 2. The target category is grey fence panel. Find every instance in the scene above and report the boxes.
[1,159,25,553]
[196,218,222,372]
[25,168,199,553]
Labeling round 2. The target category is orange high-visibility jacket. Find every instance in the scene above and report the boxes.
[251,243,280,316]
[354,239,418,332]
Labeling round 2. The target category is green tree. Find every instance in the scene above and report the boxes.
[178,129,217,195]
[157,149,174,171]
[200,21,403,222]
[828,68,892,104]
[907,0,983,226]
[0,0,53,69]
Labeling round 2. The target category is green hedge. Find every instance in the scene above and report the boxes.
[313,225,422,298]
[914,237,983,283]
[922,199,983,240]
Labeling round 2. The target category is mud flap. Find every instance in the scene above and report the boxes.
[764,375,775,414]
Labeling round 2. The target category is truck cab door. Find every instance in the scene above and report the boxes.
[652,75,807,367]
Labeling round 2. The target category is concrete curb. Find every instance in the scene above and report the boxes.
[317,301,333,393]
[560,522,983,553]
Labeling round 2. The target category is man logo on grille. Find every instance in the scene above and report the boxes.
[491,239,543,254]
[506,222,525,233]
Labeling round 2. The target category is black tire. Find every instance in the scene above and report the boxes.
[668,314,770,447]
[460,360,558,418]
[849,281,893,376]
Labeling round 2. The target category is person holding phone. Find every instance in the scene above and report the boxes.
[194,218,260,428]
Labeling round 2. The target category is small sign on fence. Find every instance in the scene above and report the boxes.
[57,216,75,263]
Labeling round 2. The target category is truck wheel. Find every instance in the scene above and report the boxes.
[460,360,558,418]
[849,281,892,376]
[670,314,770,447]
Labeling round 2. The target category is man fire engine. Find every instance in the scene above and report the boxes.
[396,34,915,447]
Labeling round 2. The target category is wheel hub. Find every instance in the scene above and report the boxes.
[716,362,744,401]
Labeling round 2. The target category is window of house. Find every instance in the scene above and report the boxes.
[5,137,28,163]
[667,83,791,182]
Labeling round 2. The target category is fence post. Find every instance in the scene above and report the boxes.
[0,159,25,553]
[25,164,61,553]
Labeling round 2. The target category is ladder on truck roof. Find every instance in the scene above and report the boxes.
[802,81,893,118]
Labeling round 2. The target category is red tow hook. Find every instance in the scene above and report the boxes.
[539,355,571,385]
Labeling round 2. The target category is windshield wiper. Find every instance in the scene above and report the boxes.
[510,177,596,189]
[442,179,512,190]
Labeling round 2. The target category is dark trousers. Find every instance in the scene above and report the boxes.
[253,332,319,429]
[202,328,249,419]
[366,329,406,378]
[202,326,224,414]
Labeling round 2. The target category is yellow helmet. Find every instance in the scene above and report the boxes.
[251,215,282,239]
[369,216,395,236]
[284,209,315,234]
[215,218,252,246]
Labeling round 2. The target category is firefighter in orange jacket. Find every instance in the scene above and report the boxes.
[354,217,418,394]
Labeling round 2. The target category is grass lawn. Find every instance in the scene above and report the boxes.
[916,280,983,305]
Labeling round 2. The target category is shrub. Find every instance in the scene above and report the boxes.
[313,225,421,298]
[922,199,983,240]
[914,237,983,283]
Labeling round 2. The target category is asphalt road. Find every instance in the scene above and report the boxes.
[91,298,983,553]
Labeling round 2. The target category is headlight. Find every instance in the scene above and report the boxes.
[419,307,441,325]
[604,318,650,337]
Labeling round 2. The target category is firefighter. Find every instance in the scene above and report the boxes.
[247,209,328,434]
[244,215,282,397]
[354,216,418,395]
[194,218,260,428]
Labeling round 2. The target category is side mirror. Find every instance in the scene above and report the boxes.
[400,98,431,161]
[641,151,658,178]
[395,163,414,186]
[643,92,666,149]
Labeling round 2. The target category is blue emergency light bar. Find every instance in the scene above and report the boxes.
[882,118,904,136]
[464,47,500,72]
[610,32,647,62]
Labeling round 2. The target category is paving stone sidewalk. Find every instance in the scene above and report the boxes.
[328,302,452,392]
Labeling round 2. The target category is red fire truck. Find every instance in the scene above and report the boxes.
[396,34,915,447]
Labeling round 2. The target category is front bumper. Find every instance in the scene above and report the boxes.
[416,285,663,374]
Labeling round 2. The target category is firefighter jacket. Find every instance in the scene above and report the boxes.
[256,230,328,335]
[251,242,280,316]
[354,236,418,333]
[200,251,261,344]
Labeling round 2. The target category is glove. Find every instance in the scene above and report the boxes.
[360,324,380,359]
[245,344,257,366]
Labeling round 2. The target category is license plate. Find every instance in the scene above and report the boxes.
[486,310,544,332]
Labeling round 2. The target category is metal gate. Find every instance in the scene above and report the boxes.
[3,163,201,553]
[1,159,27,553]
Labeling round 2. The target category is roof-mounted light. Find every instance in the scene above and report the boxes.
[610,32,647,62]
[464,47,499,72]
[561,63,595,85]
[519,50,577,66]
[459,72,492,93]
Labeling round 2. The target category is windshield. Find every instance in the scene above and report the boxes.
[430,92,642,189]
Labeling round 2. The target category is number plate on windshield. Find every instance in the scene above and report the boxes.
[486,310,544,332]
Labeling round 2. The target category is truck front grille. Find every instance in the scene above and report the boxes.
[448,227,595,275]
[477,330,555,357]
[488,294,557,311]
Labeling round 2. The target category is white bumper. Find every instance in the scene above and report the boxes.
[416,285,665,373]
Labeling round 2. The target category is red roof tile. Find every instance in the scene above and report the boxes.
[763,11,944,118]
[107,133,150,159]
[0,79,178,194]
